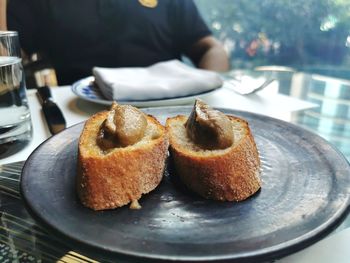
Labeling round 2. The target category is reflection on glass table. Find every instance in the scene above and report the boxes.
[228,68,350,162]
[289,73,350,162]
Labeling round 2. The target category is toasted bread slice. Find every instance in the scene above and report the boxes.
[166,115,261,201]
[77,111,168,210]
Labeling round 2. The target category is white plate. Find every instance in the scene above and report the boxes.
[71,76,221,107]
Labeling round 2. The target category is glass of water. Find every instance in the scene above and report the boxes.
[0,31,32,158]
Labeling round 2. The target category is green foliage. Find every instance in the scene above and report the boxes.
[195,0,350,74]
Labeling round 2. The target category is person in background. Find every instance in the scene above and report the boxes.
[4,0,229,85]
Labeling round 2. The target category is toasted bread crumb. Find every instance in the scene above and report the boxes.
[130,200,142,210]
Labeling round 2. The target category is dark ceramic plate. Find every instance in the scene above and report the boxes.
[21,107,350,262]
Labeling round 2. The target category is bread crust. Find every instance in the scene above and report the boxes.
[77,111,168,210]
[166,115,261,201]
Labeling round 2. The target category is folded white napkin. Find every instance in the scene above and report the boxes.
[92,60,223,101]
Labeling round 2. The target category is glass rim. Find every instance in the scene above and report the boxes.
[0,31,18,37]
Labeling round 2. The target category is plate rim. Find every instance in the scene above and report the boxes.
[20,107,350,262]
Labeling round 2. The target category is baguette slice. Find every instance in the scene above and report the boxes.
[77,111,168,210]
[166,115,261,201]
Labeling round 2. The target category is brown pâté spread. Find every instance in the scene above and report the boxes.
[185,99,233,149]
[97,102,147,150]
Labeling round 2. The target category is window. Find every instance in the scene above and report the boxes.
[195,0,350,80]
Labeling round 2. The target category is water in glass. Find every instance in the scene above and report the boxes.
[0,56,32,157]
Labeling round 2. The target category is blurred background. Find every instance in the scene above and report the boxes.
[195,0,350,79]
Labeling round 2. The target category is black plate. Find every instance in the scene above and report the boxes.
[20,107,350,262]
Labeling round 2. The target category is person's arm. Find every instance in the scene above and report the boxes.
[0,0,7,30]
[171,0,229,72]
[187,35,229,72]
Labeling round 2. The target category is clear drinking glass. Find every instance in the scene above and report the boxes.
[0,31,32,158]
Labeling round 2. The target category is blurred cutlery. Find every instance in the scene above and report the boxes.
[224,77,275,95]
[37,86,66,135]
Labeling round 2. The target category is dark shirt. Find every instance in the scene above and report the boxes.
[7,0,211,85]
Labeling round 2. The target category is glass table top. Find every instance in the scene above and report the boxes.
[227,68,350,162]
[279,72,350,162]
